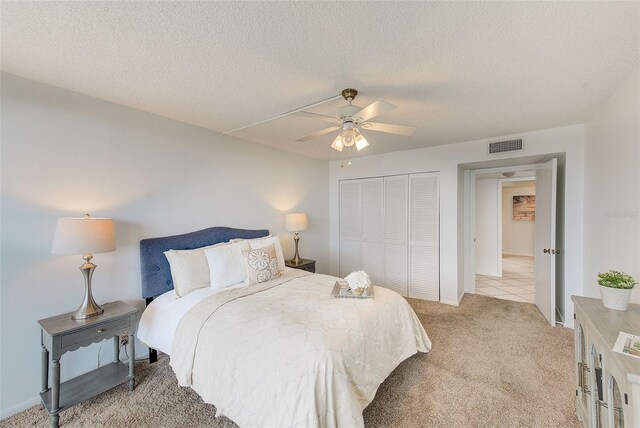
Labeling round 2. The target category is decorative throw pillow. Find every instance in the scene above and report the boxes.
[204,240,251,290]
[242,244,281,285]
[164,241,229,298]
[242,235,286,272]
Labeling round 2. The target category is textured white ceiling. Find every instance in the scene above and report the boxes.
[2,2,638,161]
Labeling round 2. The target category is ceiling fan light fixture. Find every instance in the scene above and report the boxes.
[341,128,356,147]
[355,133,369,151]
[331,134,344,152]
[290,89,415,152]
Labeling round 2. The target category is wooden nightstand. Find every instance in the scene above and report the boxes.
[38,301,138,428]
[285,259,316,273]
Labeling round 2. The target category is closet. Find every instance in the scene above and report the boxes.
[339,172,439,301]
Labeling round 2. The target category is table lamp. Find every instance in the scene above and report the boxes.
[285,212,308,265]
[52,214,116,320]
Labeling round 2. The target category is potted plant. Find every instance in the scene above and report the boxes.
[597,270,637,311]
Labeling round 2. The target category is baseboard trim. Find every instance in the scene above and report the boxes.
[476,271,501,278]
[502,252,534,257]
[440,297,462,307]
[0,395,40,420]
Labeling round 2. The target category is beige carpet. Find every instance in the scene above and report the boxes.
[2,294,579,428]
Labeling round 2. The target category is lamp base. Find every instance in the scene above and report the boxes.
[71,301,104,320]
[71,255,104,320]
[288,233,303,265]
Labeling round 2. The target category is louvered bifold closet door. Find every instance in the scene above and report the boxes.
[340,180,362,277]
[384,175,408,296]
[361,178,385,287]
[408,173,439,301]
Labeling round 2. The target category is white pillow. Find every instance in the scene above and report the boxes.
[164,242,229,298]
[204,240,251,290]
[246,235,286,272]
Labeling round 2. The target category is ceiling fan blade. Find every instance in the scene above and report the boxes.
[362,122,417,137]
[355,100,396,122]
[292,111,341,124]
[296,126,341,142]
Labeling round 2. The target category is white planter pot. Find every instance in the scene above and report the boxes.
[599,286,633,311]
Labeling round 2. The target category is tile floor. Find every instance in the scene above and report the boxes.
[476,255,535,303]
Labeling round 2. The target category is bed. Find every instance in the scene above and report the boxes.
[138,226,431,427]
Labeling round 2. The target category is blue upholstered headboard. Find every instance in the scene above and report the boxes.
[139,226,269,299]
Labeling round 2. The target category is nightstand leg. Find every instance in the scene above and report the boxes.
[127,332,135,391]
[113,335,119,363]
[50,358,60,428]
[40,345,49,394]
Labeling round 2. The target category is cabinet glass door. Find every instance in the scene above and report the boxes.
[579,326,589,410]
[610,377,624,428]
[591,344,606,428]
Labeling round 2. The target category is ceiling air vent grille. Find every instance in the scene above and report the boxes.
[488,138,524,155]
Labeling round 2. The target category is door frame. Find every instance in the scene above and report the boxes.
[464,163,544,294]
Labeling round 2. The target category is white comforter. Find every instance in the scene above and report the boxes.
[170,270,431,427]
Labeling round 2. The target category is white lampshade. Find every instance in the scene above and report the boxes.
[285,212,308,232]
[331,134,344,152]
[355,133,369,151]
[52,215,116,255]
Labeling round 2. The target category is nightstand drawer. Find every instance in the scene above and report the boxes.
[299,264,315,273]
[285,259,316,273]
[61,317,130,348]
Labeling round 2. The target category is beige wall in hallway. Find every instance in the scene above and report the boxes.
[502,184,536,257]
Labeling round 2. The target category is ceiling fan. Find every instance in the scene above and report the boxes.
[294,89,417,152]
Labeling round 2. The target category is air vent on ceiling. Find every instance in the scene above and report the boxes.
[488,138,524,155]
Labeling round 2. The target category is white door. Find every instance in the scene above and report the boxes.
[408,173,439,301]
[384,175,408,296]
[340,180,362,277]
[535,158,557,325]
[361,178,385,286]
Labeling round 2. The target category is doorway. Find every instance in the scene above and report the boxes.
[462,154,564,326]
[475,174,536,303]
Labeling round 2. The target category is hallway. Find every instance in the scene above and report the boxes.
[475,255,535,303]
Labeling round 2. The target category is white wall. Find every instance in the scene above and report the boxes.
[330,125,584,314]
[502,184,536,257]
[0,74,330,417]
[475,178,501,276]
[584,66,640,304]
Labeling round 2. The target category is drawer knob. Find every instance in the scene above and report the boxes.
[96,329,104,333]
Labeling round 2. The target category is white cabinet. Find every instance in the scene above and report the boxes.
[339,173,439,301]
[572,296,640,428]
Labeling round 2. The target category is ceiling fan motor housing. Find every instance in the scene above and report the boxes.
[337,105,362,119]
[342,120,356,130]
[341,88,358,101]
